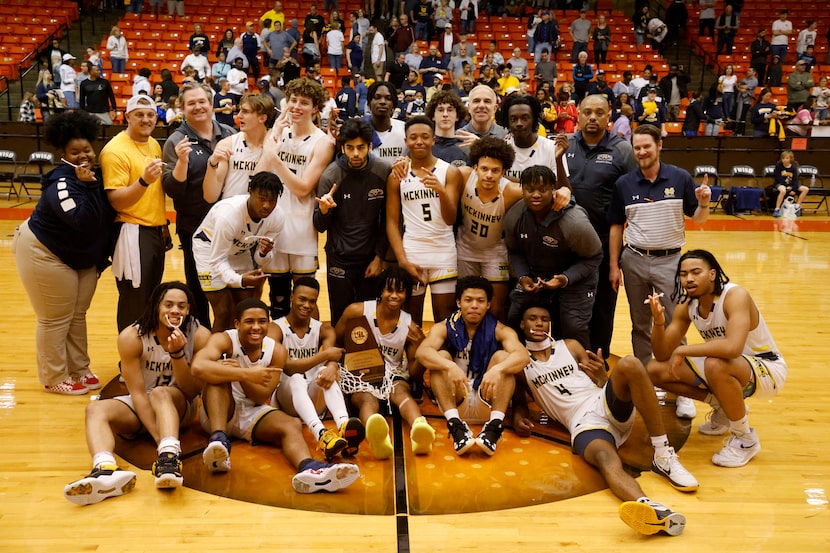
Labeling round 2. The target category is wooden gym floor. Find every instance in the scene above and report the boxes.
[1,200,829,552]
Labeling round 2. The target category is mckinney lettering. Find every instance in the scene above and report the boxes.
[531,364,576,388]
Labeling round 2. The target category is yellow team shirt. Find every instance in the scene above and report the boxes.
[261,9,285,28]
[100,131,166,227]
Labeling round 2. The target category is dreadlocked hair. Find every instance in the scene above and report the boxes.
[671,249,730,303]
[135,281,196,336]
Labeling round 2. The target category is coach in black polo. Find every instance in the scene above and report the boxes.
[608,125,711,365]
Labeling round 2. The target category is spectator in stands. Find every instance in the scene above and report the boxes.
[749,88,783,137]
[569,8,592,63]
[665,0,689,43]
[556,86,578,134]
[261,1,286,29]
[798,45,816,72]
[285,19,301,59]
[770,150,809,217]
[217,29,236,59]
[459,0,478,35]
[437,24,459,66]
[386,51,410,90]
[78,65,117,125]
[434,0,454,36]
[770,10,792,63]
[44,39,68,84]
[213,79,237,127]
[527,9,542,56]
[612,103,633,141]
[613,71,635,103]
[787,96,815,137]
[370,24,388,79]
[572,51,594,103]
[211,51,230,81]
[59,53,78,109]
[276,46,302,84]
[413,0,434,41]
[698,0,715,37]
[796,20,818,59]
[741,67,758,95]
[242,22,263,80]
[592,15,611,66]
[448,45,474,82]
[630,66,651,98]
[659,64,690,122]
[107,26,128,75]
[168,0,184,17]
[189,24,211,56]
[129,0,144,14]
[347,34,364,75]
[36,70,63,123]
[389,13,416,55]
[86,46,103,76]
[718,65,737,122]
[750,29,771,84]
[587,70,615,108]
[633,5,650,50]
[536,88,557,136]
[812,76,830,121]
[227,57,249,102]
[334,75,358,118]
[77,61,91,92]
[733,81,753,135]
[682,91,704,136]
[703,84,725,136]
[327,21,346,76]
[787,59,814,111]
[181,48,211,82]
[647,17,668,56]
[765,54,783,86]
[133,67,152,97]
[715,4,739,56]
[506,47,529,82]
[265,21,297,69]
[635,86,667,132]
[19,91,37,123]
[533,11,558,62]
[157,69,179,103]
[533,48,558,91]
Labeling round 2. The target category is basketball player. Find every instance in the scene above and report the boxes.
[192,172,285,331]
[193,298,361,493]
[455,136,520,322]
[513,304,697,536]
[257,78,336,320]
[269,277,364,460]
[364,80,407,163]
[386,115,464,326]
[647,249,788,468]
[313,118,391,325]
[203,93,275,202]
[416,276,529,456]
[335,267,434,458]
[64,282,211,505]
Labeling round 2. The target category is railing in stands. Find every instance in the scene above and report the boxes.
[17,23,69,100]
[0,76,11,121]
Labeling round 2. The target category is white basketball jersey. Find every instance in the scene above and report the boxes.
[399,158,456,266]
[372,119,406,162]
[137,320,200,393]
[225,329,277,407]
[689,283,783,360]
[274,316,324,378]
[362,300,412,374]
[522,340,598,435]
[222,132,264,198]
[504,135,568,181]
[275,126,329,255]
[456,171,509,262]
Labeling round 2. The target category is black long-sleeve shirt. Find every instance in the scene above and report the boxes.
[313,155,391,265]
[78,77,117,114]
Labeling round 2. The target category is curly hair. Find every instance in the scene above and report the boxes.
[497,92,542,130]
[366,80,399,105]
[43,110,101,150]
[376,266,414,303]
[425,89,469,122]
[135,281,197,336]
[284,77,328,111]
[248,171,284,198]
[468,135,515,172]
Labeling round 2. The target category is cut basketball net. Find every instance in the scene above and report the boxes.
[338,366,394,400]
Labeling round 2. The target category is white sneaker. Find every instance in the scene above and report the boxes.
[699,407,730,435]
[203,439,231,473]
[712,430,761,467]
[675,396,697,419]
[652,446,699,491]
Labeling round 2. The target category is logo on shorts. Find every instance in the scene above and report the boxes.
[351,326,369,345]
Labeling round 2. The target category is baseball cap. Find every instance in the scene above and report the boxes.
[504,86,519,95]
[62,53,76,61]
[647,85,659,93]
[260,75,270,82]
[246,20,255,26]
[542,10,550,15]
[597,69,605,75]
[796,59,807,65]
[125,95,156,113]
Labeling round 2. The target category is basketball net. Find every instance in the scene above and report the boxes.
[338,366,394,400]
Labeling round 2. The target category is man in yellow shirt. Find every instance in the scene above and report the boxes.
[260,0,285,30]
[100,95,168,331]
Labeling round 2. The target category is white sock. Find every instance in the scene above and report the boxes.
[157,436,181,456]
[93,452,117,469]
[490,410,505,422]
[322,380,350,429]
[651,435,671,458]
[444,408,460,421]
[289,373,325,437]
[730,414,751,438]
[637,496,650,504]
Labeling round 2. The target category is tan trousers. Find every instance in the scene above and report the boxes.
[13,221,98,387]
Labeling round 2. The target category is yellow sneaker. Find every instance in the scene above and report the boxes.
[318,429,348,461]
[410,416,435,454]
[365,413,394,460]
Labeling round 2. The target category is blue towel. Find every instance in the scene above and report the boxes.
[445,310,499,391]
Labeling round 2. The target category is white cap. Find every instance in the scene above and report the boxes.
[62,53,76,61]
[125,95,156,113]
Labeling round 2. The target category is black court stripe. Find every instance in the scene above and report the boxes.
[392,412,410,553]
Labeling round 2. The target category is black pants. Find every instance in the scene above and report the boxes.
[326,257,379,326]
[589,242,618,359]
[115,225,165,332]
[178,230,211,329]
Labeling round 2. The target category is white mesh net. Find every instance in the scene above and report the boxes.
[338,366,394,400]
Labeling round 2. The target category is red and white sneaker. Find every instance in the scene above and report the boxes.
[44,379,88,395]
[78,373,101,390]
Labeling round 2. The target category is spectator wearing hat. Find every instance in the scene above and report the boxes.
[437,24,459,65]
[587,69,615,110]
[635,86,667,132]
[787,59,814,112]
[241,21,262,79]
[59,53,78,108]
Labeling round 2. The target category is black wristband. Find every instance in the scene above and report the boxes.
[209,160,219,169]
[138,176,150,187]
[169,349,185,359]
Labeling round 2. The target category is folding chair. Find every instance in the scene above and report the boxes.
[16,151,54,200]
[799,165,829,215]
[0,150,18,200]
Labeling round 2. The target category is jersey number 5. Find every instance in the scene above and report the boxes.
[421,203,432,221]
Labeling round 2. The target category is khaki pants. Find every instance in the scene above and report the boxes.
[13,221,98,386]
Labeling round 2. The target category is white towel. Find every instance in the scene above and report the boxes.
[111,223,142,288]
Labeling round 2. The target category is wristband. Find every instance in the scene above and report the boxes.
[169,349,185,359]
[138,176,150,187]
[209,160,219,169]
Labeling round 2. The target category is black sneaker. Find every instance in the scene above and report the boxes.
[475,419,504,456]
[619,499,686,536]
[63,465,137,506]
[152,452,183,489]
[410,378,424,403]
[339,417,365,457]
[446,417,475,455]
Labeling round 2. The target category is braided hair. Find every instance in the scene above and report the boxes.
[671,249,730,303]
